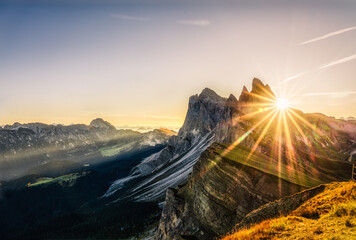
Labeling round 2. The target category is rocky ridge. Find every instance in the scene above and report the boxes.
[103,86,247,201]
[156,78,356,239]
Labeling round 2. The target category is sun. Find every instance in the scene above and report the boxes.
[275,98,290,110]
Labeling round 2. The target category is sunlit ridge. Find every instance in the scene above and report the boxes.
[196,87,326,192]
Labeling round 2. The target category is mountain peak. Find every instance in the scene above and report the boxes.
[89,118,116,130]
[251,77,266,93]
[199,87,223,101]
[252,77,264,87]
[227,94,237,102]
[225,94,239,110]
[239,85,250,102]
[251,77,275,98]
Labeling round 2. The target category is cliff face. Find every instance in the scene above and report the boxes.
[157,143,305,239]
[156,78,356,239]
[103,88,242,201]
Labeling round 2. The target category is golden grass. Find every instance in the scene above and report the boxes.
[221,181,356,240]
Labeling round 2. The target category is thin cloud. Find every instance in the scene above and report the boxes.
[319,54,356,70]
[299,25,356,45]
[177,20,211,26]
[303,91,356,98]
[110,14,150,21]
[280,54,356,84]
[281,71,309,84]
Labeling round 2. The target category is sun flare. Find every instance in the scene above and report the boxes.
[275,98,290,111]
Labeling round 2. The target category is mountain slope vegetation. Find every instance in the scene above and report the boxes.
[222,181,356,240]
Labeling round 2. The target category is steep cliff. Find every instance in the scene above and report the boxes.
[157,143,306,239]
[156,79,356,239]
[103,88,242,201]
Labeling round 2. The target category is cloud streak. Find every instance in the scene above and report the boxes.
[299,25,356,45]
[281,53,356,84]
[319,54,356,70]
[303,91,356,98]
[177,20,211,26]
[110,14,150,21]
[282,71,309,83]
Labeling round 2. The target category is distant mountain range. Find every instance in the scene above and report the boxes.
[340,116,356,122]
[0,118,174,180]
[0,78,355,240]
[116,125,180,133]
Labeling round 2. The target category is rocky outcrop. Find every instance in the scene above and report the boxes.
[233,184,326,230]
[103,88,242,201]
[156,78,356,239]
[136,88,229,176]
[103,78,355,205]
[178,88,227,138]
[157,143,305,239]
[221,181,356,240]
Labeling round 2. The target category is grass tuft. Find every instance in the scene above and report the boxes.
[332,201,356,217]
[313,226,323,235]
[345,218,353,228]
[299,209,320,219]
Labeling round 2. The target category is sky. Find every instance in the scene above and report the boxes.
[0,0,355,127]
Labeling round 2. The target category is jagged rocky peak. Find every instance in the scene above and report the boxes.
[225,94,239,112]
[250,77,276,99]
[251,77,264,89]
[89,118,116,130]
[238,78,276,113]
[199,87,225,102]
[178,88,228,137]
[238,85,250,102]
[227,93,238,104]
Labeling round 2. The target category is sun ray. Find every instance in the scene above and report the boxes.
[195,88,327,191]
[239,106,276,120]
[251,82,277,100]
[289,109,323,136]
[221,108,279,156]
[282,110,308,186]
[246,110,279,161]
[276,112,283,197]
[248,91,276,103]
[286,109,309,145]
[238,102,275,108]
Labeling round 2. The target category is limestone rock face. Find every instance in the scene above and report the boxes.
[157,143,305,239]
[104,88,242,201]
[233,184,326,230]
[156,78,356,239]
[178,88,227,138]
